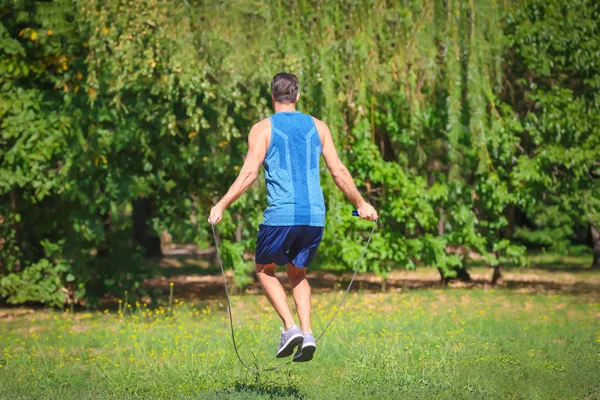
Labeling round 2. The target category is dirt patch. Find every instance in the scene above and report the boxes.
[142,264,600,301]
[0,309,35,321]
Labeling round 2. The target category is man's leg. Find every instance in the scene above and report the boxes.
[286,263,311,333]
[256,263,296,329]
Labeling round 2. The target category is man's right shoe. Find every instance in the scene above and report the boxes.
[276,325,304,358]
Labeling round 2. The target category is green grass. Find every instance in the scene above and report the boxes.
[1,288,599,399]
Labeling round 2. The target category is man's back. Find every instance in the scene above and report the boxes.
[263,111,325,227]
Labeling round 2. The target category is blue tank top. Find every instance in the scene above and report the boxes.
[262,112,326,227]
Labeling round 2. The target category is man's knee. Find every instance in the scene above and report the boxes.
[286,264,306,286]
[256,263,276,276]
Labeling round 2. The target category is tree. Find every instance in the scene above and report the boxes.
[6,0,595,306]
[506,0,600,268]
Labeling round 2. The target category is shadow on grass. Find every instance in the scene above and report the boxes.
[160,264,221,278]
[310,276,600,295]
[467,260,595,273]
[467,252,594,272]
[143,249,599,300]
[141,272,600,306]
[234,382,304,399]
[524,262,596,273]
[211,382,304,399]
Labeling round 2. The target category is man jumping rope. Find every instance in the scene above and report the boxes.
[208,73,378,362]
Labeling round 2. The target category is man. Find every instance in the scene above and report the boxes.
[208,73,378,362]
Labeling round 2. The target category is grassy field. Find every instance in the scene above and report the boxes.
[1,285,599,399]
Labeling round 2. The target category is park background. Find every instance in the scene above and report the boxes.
[0,0,599,399]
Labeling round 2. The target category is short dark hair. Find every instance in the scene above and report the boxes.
[270,73,299,104]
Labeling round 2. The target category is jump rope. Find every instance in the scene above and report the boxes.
[210,210,377,373]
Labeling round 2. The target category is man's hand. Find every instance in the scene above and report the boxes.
[357,202,378,221]
[208,204,224,225]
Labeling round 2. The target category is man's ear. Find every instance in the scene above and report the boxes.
[295,92,300,103]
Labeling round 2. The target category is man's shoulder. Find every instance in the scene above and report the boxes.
[252,117,272,131]
[311,116,329,134]
[249,118,272,137]
[247,118,272,149]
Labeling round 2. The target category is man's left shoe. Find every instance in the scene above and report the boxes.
[276,325,304,358]
[293,332,316,362]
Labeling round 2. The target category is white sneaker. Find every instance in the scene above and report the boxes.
[276,325,304,358]
[293,332,316,362]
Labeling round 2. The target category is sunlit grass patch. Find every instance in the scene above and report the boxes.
[1,289,599,399]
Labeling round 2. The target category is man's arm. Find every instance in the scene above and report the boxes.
[316,119,378,221]
[208,120,269,224]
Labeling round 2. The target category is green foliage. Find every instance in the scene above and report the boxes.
[506,0,600,254]
[0,240,71,307]
[1,0,597,305]
[220,241,254,290]
[0,0,162,306]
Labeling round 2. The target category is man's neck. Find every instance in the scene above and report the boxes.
[274,102,297,113]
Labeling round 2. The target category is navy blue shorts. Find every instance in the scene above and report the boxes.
[255,225,324,268]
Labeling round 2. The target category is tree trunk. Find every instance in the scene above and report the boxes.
[491,265,503,285]
[8,189,21,272]
[97,210,112,258]
[234,213,243,242]
[133,196,162,258]
[505,205,516,238]
[591,221,600,269]
[90,210,113,296]
[455,265,472,282]
[438,265,472,284]
[437,267,447,284]
[437,208,448,284]
[435,208,471,283]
